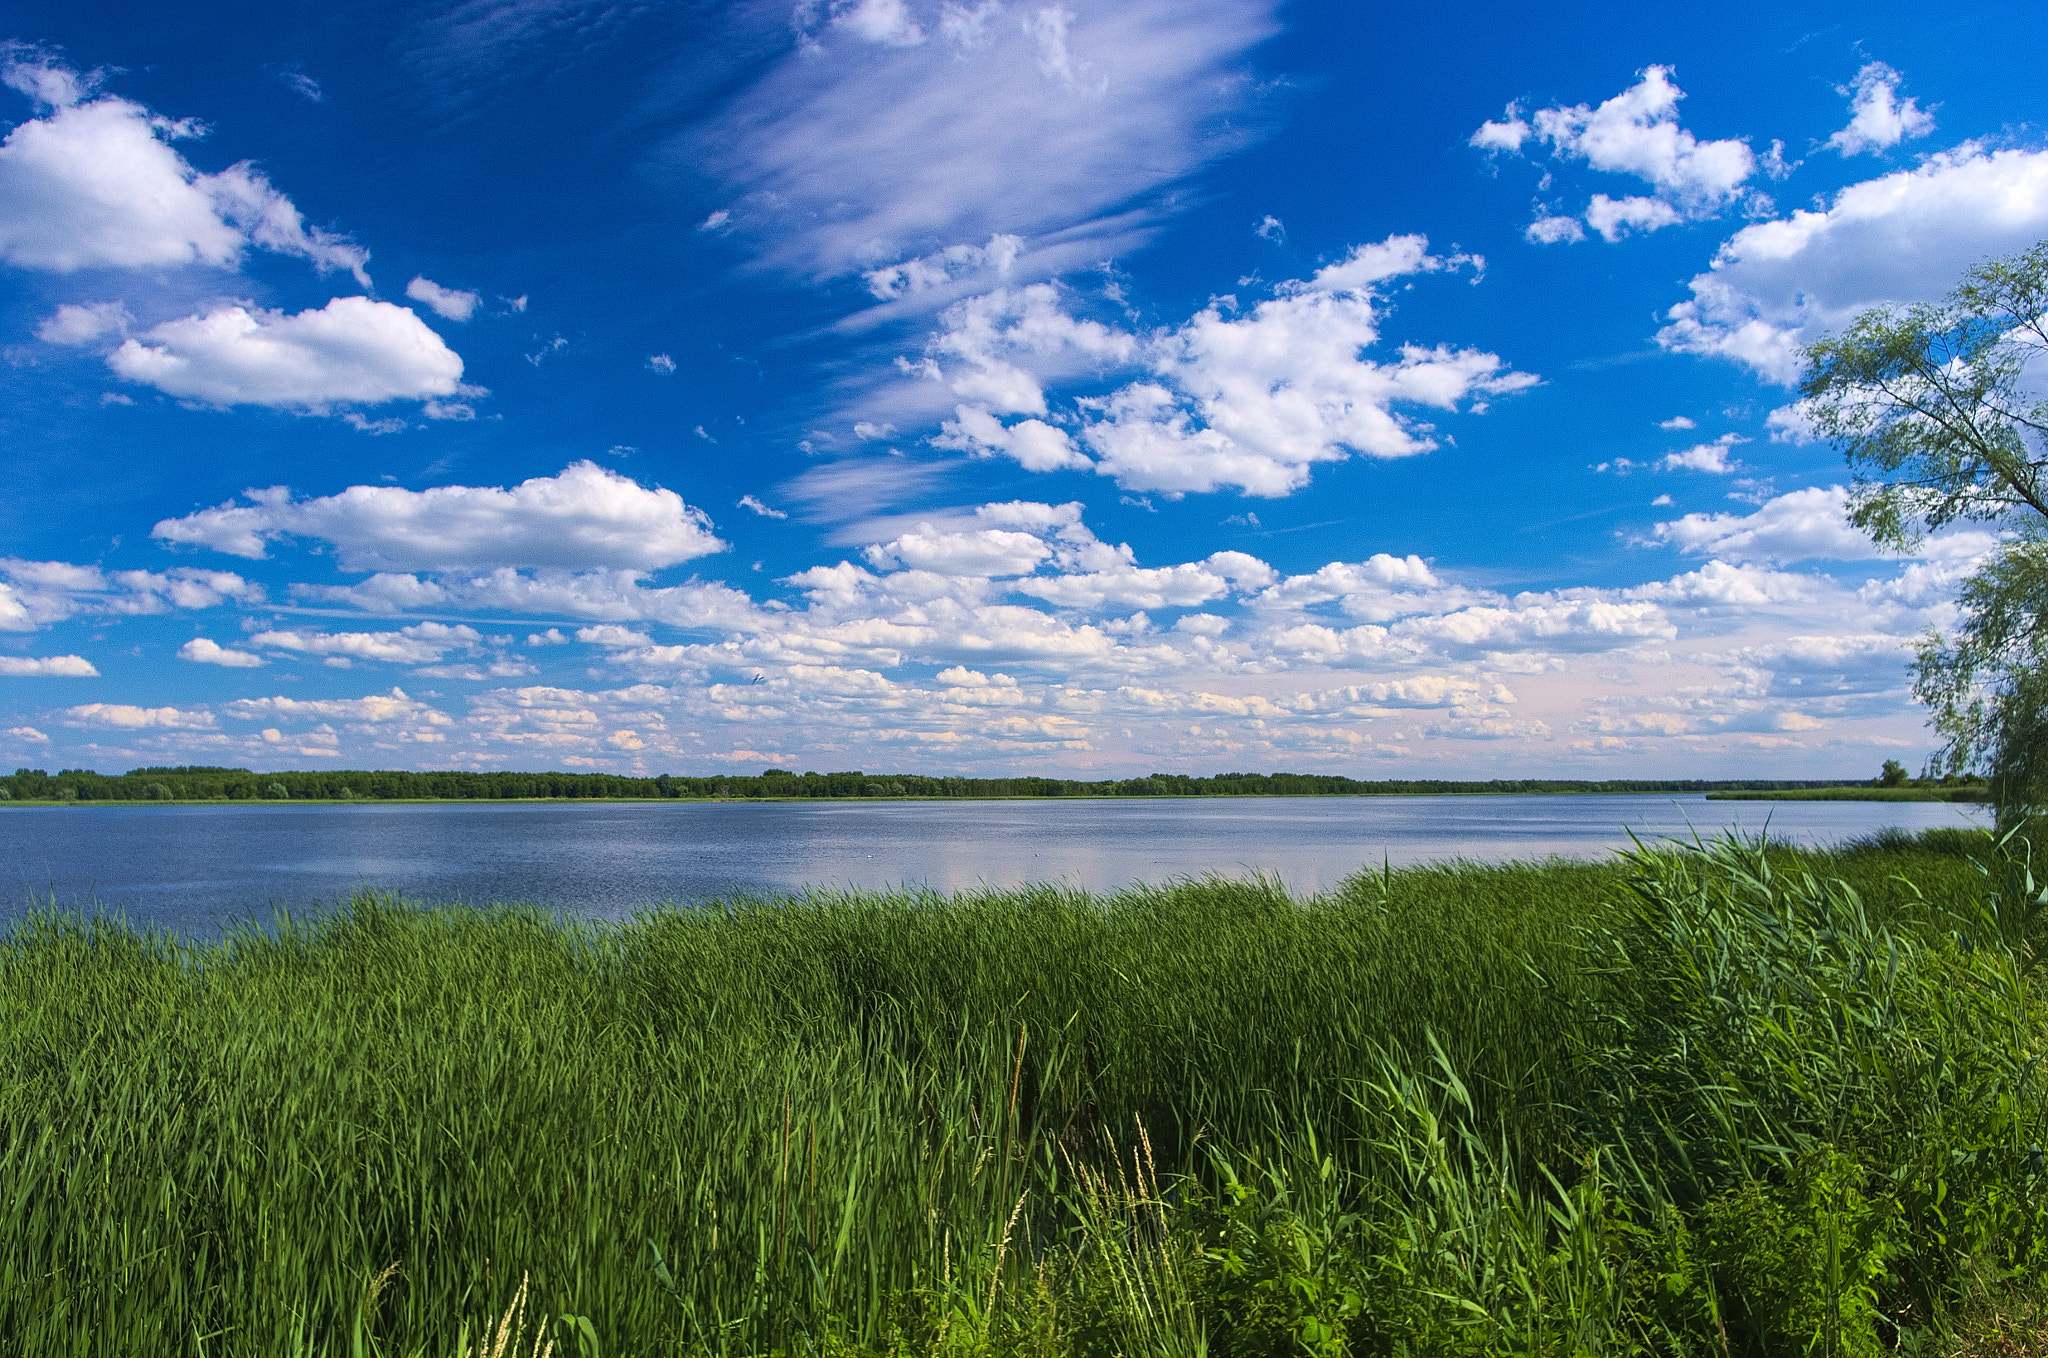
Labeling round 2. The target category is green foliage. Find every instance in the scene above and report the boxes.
[143,782,172,800]
[0,831,2039,1355]
[1699,1153,1894,1358]
[1708,784,1984,802]
[0,762,1870,804]
[262,781,289,799]
[1881,759,1910,786]
[1802,238,2048,811]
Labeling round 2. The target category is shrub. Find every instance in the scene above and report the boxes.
[144,783,173,801]
[262,782,288,800]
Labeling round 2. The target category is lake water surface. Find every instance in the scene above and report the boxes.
[0,794,1987,936]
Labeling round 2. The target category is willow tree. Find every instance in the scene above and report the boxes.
[1801,241,2048,812]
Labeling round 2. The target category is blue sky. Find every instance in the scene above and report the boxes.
[2,0,2045,778]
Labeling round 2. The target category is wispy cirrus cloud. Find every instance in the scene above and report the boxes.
[680,0,1280,283]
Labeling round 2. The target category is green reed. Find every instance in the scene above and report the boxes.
[0,828,2037,1356]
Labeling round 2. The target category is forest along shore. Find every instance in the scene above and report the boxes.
[4,826,2046,1356]
[0,764,1873,803]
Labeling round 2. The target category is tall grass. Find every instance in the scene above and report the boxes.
[0,829,2039,1355]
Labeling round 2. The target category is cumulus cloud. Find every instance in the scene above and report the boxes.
[864,233,1023,301]
[685,0,1278,280]
[1650,486,1887,563]
[153,461,725,572]
[37,300,129,345]
[404,276,479,321]
[0,558,261,631]
[909,237,1533,497]
[248,621,484,666]
[1476,67,1762,243]
[1657,433,1746,474]
[1524,214,1586,245]
[107,297,466,412]
[0,654,98,676]
[1826,62,1935,156]
[0,49,369,281]
[300,568,763,633]
[916,282,1137,416]
[224,687,452,727]
[1583,193,1682,243]
[1658,147,2048,383]
[177,637,264,667]
[1086,239,1532,495]
[62,702,214,729]
[864,523,1054,577]
[933,405,1090,472]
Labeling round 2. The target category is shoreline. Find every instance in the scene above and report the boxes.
[1,787,1856,808]
[1706,786,1985,803]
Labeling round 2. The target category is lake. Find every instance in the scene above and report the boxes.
[0,794,1987,936]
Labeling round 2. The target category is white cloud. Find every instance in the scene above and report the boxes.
[737,494,787,519]
[933,405,1090,472]
[405,276,479,321]
[864,233,1022,301]
[1524,215,1585,245]
[1657,432,1746,473]
[1583,193,1682,242]
[1658,147,2048,383]
[249,621,483,665]
[864,524,1053,577]
[1080,238,1534,495]
[279,70,323,103]
[1765,402,1819,444]
[647,353,676,374]
[411,660,537,681]
[686,0,1278,280]
[1826,62,1935,156]
[1469,111,1530,154]
[1659,415,1697,430]
[300,568,762,631]
[62,702,214,729]
[0,52,369,282]
[37,300,129,345]
[177,637,264,667]
[830,0,927,46]
[153,461,725,572]
[1479,67,1760,244]
[224,687,451,727]
[575,624,653,648]
[107,297,465,412]
[1651,486,1885,563]
[3,725,47,742]
[0,558,262,631]
[917,282,1137,415]
[906,238,1532,497]
[1527,67,1755,207]
[0,654,97,676]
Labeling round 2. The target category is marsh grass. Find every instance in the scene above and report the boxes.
[0,831,2041,1355]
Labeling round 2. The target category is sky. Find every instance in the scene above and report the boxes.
[1,0,2044,780]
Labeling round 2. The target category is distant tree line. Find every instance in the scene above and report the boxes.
[0,765,1861,803]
